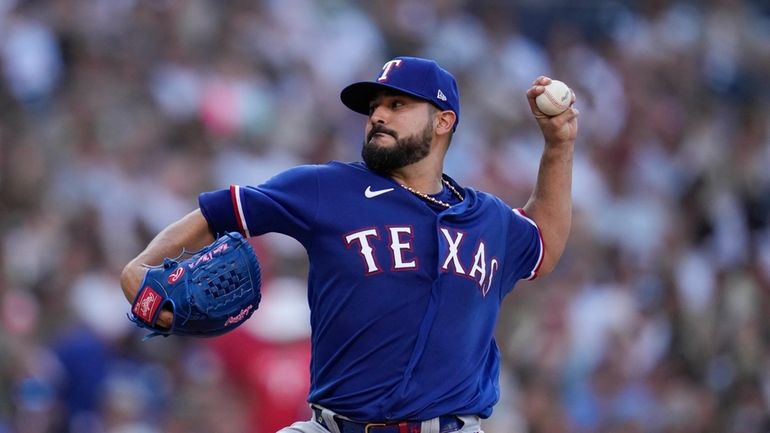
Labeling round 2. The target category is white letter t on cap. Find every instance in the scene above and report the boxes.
[378,59,403,82]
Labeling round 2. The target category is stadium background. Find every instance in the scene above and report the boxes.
[1,1,770,432]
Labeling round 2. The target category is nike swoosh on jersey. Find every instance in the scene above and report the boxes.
[364,186,395,198]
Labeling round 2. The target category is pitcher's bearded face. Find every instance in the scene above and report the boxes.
[362,123,433,174]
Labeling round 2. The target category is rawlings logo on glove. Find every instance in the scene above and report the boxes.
[133,288,162,322]
[224,305,254,326]
[128,232,262,338]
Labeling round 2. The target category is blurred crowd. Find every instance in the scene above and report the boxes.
[1,0,770,432]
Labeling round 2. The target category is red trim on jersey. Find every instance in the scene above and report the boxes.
[230,185,249,236]
[514,208,545,280]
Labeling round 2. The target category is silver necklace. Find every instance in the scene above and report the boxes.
[400,179,464,208]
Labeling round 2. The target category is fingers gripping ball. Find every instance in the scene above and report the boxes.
[536,79,574,116]
[129,232,262,338]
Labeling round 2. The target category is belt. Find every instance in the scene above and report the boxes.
[312,406,463,433]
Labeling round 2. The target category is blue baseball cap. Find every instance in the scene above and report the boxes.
[341,56,460,130]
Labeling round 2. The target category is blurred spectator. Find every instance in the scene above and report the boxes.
[1,4,62,111]
[207,277,312,433]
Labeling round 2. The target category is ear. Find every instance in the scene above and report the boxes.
[434,110,457,136]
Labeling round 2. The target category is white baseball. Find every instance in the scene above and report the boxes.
[535,79,574,116]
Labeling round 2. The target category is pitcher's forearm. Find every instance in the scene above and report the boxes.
[523,141,573,276]
[120,209,214,302]
[522,76,578,277]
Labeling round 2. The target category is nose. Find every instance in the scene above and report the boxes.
[369,105,387,125]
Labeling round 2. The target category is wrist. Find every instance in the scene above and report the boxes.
[544,137,575,150]
[542,140,575,163]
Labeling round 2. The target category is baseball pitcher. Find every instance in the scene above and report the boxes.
[120,56,579,433]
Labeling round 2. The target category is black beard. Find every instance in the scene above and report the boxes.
[362,124,433,174]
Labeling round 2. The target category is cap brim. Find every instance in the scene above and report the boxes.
[340,81,431,115]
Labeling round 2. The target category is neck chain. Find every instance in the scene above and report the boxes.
[400,179,464,209]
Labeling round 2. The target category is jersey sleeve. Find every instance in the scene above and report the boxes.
[502,207,544,290]
[198,165,320,245]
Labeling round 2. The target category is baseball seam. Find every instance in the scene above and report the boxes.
[543,89,569,112]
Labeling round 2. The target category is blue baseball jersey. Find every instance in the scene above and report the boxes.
[198,161,543,422]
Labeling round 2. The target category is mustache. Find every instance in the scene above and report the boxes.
[367,125,398,142]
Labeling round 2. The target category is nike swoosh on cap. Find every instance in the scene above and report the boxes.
[364,186,394,198]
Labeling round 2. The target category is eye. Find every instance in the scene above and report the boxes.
[368,102,379,116]
[390,99,404,109]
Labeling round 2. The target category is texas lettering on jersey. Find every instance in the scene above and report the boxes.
[344,225,499,297]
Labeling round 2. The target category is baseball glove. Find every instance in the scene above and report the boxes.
[128,232,261,338]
